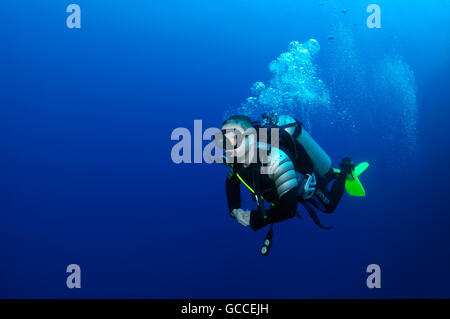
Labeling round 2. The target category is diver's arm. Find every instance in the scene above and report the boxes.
[249,188,298,230]
[225,171,241,217]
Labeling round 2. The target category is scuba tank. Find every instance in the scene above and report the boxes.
[262,113,331,177]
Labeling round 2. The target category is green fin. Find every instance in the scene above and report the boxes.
[333,162,369,197]
[354,162,369,177]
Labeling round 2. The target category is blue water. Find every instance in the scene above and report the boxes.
[1,0,449,298]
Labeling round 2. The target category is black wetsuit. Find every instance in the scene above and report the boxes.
[225,161,349,231]
[309,169,347,213]
[226,171,299,231]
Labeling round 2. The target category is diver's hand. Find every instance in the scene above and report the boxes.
[232,208,251,227]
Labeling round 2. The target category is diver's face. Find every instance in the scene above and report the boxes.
[221,123,255,164]
[221,123,244,159]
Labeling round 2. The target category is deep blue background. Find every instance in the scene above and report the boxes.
[1,0,449,298]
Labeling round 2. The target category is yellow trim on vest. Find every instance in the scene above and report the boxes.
[235,172,275,207]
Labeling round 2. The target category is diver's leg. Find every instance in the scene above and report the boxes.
[324,168,339,183]
[312,158,354,213]
[326,158,354,212]
[308,174,335,212]
[325,174,346,212]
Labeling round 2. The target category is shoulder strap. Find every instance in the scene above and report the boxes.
[270,119,302,170]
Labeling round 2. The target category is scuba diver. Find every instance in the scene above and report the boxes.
[215,113,368,255]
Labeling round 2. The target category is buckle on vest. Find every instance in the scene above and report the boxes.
[302,173,317,200]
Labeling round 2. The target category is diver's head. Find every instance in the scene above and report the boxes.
[216,115,257,165]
